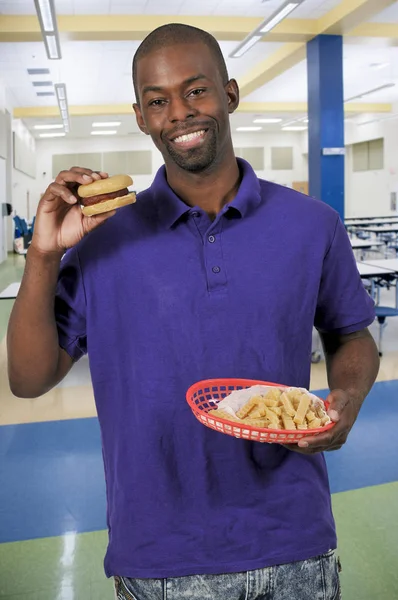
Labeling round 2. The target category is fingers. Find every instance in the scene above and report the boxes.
[54,167,109,187]
[291,422,347,453]
[43,182,79,205]
[326,389,350,422]
[82,210,116,234]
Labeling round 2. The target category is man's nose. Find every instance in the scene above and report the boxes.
[168,96,197,123]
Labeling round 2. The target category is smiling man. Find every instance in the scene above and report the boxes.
[8,23,379,600]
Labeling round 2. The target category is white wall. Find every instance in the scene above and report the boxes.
[11,119,36,220]
[345,116,398,217]
[30,129,307,219]
[232,131,307,187]
[300,112,398,218]
[0,78,15,256]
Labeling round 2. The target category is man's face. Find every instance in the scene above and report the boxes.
[133,43,239,173]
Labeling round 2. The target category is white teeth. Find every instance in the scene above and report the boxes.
[173,130,205,143]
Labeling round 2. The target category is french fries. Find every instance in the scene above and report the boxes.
[209,387,331,431]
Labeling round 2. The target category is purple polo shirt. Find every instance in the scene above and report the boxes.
[55,159,375,579]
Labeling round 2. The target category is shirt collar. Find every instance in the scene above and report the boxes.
[150,158,262,229]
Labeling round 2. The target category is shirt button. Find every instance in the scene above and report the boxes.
[208,235,216,243]
[212,266,221,274]
[192,211,200,217]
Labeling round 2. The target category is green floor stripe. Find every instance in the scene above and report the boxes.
[0,484,397,598]
[333,482,398,599]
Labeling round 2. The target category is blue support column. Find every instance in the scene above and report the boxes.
[307,35,345,221]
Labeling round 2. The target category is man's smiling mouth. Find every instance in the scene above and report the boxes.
[172,129,207,145]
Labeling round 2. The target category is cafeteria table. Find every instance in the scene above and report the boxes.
[0,282,21,300]
[359,259,398,355]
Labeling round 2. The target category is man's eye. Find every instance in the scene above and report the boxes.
[189,88,205,97]
[149,99,165,107]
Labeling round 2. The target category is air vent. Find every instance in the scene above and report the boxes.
[27,68,50,75]
[32,81,53,87]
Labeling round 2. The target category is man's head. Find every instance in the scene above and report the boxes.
[132,24,239,174]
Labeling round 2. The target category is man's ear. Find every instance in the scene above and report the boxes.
[133,103,149,135]
[225,79,240,114]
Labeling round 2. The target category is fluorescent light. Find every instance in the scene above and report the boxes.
[282,126,307,131]
[34,124,63,130]
[359,113,398,126]
[35,0,55,32]
[91,130,118,135]
[230,0,303,57]
[56,86,65,100]
[370,62,390,70]
[54,83,69,133]
[45,34,61,60]
[92,122,122,127]
[230,35,262,58]
[34,0,62,59]
[39,132,66,138]
[260,2,301,33]
[345,83,395,102]
[236,126,262,132]
[282,119,300,127]
[253,118,282,123]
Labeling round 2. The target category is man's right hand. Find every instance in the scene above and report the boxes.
[31,166,116,255]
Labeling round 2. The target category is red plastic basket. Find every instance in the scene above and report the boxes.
[186,378,334,444]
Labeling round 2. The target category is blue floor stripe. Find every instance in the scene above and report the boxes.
[0,418,106,543]
[318,380,398,493]
[1,380,397,543]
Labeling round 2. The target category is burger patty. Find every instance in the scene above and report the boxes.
[79,188,129,206]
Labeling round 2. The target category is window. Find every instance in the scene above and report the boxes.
[234,147,264,170]
[352,138,384,172]
[52,150,152,179]
[271,147,293,170]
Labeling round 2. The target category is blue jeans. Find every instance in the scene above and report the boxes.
[114,550,341,599]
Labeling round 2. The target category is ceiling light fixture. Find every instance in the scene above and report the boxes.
[253,118,283,123]
[282,126,307,131]
[345,83,395,103]
[54,83,70,135]
[236,126,263,132]
[34,0,62,60]
[92,122,122,127]
[39,132,66,138]
[370,62,390,70]
[34,124,64,130]
[230,0,304,58]
[358,113,398,126]
[230,36,263,59]
[91,130,118,136]
[259,1,302,33]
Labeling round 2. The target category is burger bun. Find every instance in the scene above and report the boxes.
[81,191,136,216]
[78,174,133,198]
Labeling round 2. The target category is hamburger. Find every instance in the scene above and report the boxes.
[77,174,136,216]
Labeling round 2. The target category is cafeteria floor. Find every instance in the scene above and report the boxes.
[0,253,397,600]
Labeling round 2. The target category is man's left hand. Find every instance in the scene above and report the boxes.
[283,389,361,454]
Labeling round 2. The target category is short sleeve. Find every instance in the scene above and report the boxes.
[55,247,87,360]
[314,216,375,334]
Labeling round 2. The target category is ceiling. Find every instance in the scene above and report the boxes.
[0,0,397,139]
[0,0,344,19]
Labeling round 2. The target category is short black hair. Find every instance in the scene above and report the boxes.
[132,23,229,104]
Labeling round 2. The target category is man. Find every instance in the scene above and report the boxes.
[7,24,379,600]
